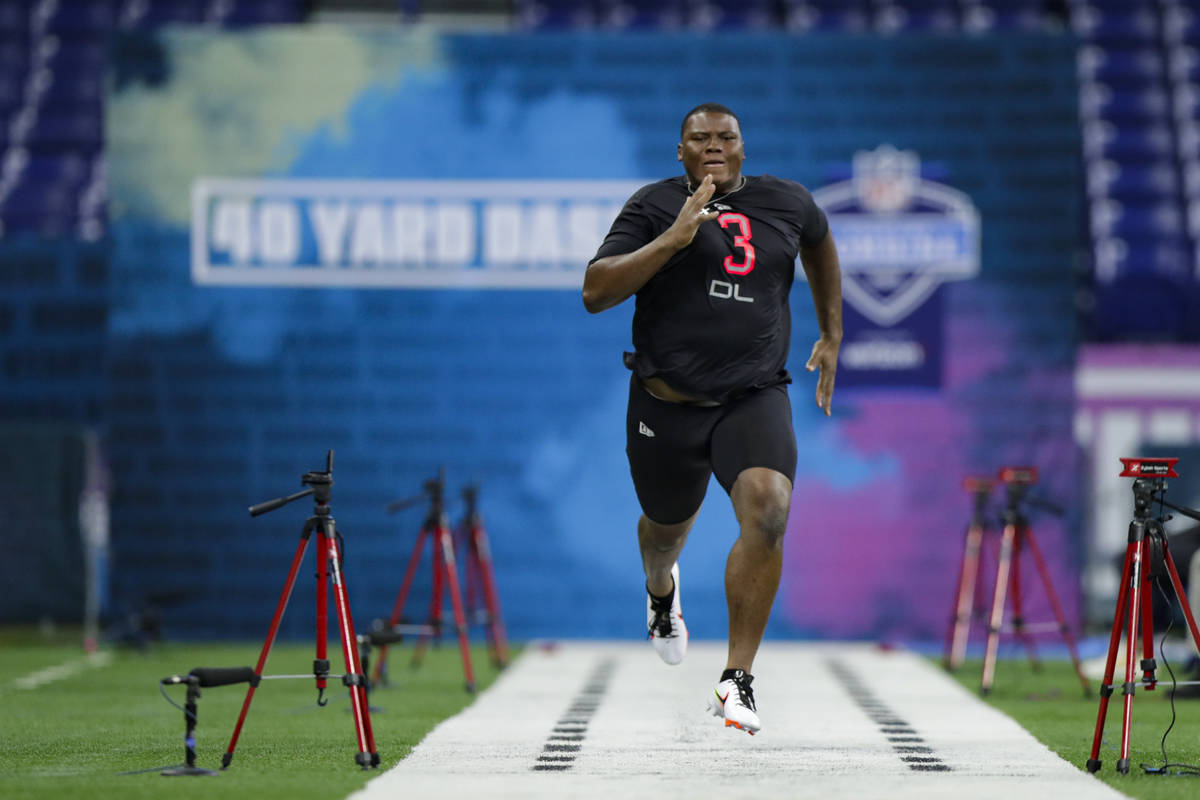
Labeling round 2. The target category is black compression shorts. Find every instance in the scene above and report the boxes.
[625,375,798,525]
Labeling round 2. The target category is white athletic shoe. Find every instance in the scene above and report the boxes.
[707,669,761,735]
[646,562,687,665]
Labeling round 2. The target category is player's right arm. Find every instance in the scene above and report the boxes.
[582,175,718,313]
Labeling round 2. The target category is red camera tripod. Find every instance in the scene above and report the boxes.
[222,452,378,770]
[979,466,1090,696]
[943,476,995,671]
[1087,457,1200,775]
[458,484,509,668]
[370,469,477,692]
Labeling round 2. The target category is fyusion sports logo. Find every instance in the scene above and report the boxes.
[811,145,981,327]
[190,178,638,289]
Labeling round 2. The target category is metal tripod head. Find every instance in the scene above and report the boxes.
[462,483,480,517]
[248,450,335,517]
[1119,456,1200,524]
[386,467,447,524]
[1131,477,1168,521]
[962,476,991,509]
[1130,477,1200,525]
[997,466,1063,524]
[961,476,994,528]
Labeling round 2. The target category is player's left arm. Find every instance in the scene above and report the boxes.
[799,228,843,417]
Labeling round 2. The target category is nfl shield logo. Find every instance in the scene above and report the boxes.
[808,145,981,388]
[853,145,919,213]
[811,145,981,327]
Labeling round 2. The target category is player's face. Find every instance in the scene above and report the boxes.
[678,112,745,193]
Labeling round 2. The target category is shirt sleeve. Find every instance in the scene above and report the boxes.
[795,184,830,248]
[590,188,657,264]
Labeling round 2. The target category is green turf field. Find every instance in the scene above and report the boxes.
[7,627,1200,800]
[0,629,510,800]
[948,654,1200,800]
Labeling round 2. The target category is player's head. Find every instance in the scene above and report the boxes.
[680,103,740,139]
[678,102,745,193]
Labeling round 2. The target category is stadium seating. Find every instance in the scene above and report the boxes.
[0,0,303,239]
[959,1,1063,34]
[1068,0,1199,337]
[511,0,603,29]
[1087,159,1180,202]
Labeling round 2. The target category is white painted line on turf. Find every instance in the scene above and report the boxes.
[349,642,1129,800]
[5,651,113,692]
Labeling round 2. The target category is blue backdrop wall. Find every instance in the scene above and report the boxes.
[103,29,1081,643]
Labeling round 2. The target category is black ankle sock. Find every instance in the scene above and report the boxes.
[647,586,673,604]
[721,668,751,683]
[646,578,675,603]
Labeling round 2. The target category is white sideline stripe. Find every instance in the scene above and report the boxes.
[6,651,113,692]
[349,642,1128,800]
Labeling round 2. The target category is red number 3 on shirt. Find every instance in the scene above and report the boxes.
[718,213,756,275]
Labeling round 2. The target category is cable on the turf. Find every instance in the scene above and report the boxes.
[159,681,196,724]
[1138,579,1200,777]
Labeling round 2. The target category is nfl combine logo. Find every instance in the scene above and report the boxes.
[811,145,981,387]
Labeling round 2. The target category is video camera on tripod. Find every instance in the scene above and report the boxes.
[1087,456,1200,775]
[996,466,1065,518]
[368,468,478,693]
[976,465,1089,696]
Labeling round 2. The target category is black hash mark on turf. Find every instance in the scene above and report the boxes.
[826,658,952,773]
[531,658,616,773]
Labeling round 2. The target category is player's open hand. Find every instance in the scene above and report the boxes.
[805,336,840,416]
[665,174,720,249]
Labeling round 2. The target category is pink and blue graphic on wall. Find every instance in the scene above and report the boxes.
[105,29,1081,644]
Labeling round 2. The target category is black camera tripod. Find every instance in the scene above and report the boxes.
[221,451,379,770]
[1087,458,1200,775]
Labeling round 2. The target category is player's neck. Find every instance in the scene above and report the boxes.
[687,174,746,198]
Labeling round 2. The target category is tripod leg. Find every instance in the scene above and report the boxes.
[980,525,999,611]
[460,524,479,620]
[1087,539,1135,772]
[1024,527,1090,695]
[1009,526,1041,671]
[323,520,379,769]
[1117,535,1149,774]
[974,527,994,640]
[412,526,445,669]
[459,528,485,654]
[1163,547,1200,658]
[471,548,494,664]
[223,521,314,769]
[373,525,429,684]
[981,522,1017,695]
[943,531,968,669]
[315,527,330,704]
[473,520,509,667]
[432,535,445,635]
[946,522,984,671]
[1139,566,1157,691]
[436,521,477,692]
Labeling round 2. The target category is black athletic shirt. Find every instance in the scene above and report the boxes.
[591,174,829,404]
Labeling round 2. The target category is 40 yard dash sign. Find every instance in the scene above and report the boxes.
[190,178,638,289]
